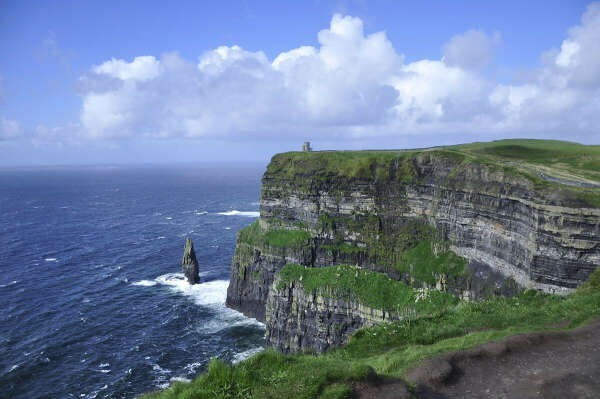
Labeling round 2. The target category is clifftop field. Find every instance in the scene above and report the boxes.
[144,140,600,398]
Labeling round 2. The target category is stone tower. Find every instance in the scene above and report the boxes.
[302,141,312,152]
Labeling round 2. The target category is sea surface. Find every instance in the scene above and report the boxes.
[0,163,267,399]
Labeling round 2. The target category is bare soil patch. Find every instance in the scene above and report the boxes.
[404,317,600,398]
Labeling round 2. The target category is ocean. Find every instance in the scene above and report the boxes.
[0,163,267,399]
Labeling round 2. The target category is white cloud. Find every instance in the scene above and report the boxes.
[0,116,22,140]
[484,2,600,138]
[93,56,160,81]
[73,6,600,143]
[443,29,500,69]
[391,60,488,122]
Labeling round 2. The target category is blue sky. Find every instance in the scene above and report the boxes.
[0,0,598,166]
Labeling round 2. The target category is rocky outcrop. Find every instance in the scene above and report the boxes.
[226,148,600,351]
[265,276,403,353]
[225,242,312,322]
[182,238,200,284]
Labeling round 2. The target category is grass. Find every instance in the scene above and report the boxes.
[398,240,467,285]
[237,221,312,248]
[264,139,600,207]
[266,150,418,182]
[264,230,312,248]
[319,213,467,286]
[142,350,373,399]
[278,264,459,312]
[142,267,600,399]
[449,139,600,183]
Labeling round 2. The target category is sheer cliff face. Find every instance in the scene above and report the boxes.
[265,276,404,353]
[226,151,600,329]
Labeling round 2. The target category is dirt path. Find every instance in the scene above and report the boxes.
[354,318,600,399]
[406,318,600,398]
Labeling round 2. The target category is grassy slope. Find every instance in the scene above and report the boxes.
[266,139,600,207]
[266,139,600,183]
[142,269,600,399]
[449,139,600,183]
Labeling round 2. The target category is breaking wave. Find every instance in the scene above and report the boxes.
[217,210,260,217]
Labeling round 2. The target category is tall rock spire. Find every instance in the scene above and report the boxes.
[182,237,200,284]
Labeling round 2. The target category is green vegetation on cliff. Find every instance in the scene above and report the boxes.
[399,240,467,285]
[265,139,600,207]
[451,139,600,183]
[238,221,311,248]
[278,264,458,312]
[266,139,600,185]
[318,213,467,286]
[142,268,600,399]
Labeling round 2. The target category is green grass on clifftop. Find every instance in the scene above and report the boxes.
[450,139,600,182]
[266,150,418,181]
[265,140,600,207]
[142,267,600,399]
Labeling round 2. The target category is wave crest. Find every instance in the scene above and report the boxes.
[217,210,260,217]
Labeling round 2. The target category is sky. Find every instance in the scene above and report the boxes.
[0,0,599,166]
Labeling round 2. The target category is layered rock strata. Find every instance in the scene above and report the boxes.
[226,149,600,352]
[265,277,403,353]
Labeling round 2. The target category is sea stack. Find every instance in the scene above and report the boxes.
[182,237,200,284]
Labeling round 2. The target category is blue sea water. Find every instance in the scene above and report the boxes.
[0,164,266,399]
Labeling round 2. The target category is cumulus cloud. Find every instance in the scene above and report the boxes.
[93,56,160,81]
[489,2,600,136]
[442,29,500,69]
[74,6,600,142]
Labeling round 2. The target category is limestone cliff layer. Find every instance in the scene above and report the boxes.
[226,147,600,352]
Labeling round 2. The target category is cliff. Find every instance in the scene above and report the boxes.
[226,139,600,353]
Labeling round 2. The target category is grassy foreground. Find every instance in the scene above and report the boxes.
[142,268,600,399]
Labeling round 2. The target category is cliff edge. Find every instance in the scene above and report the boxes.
[226,139,600,353]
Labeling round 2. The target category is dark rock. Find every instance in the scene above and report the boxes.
[182,238,199,284]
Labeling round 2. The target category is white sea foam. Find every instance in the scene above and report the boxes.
[156,236,166,240]
[45,258,57,262]
[170,376,191,383]
[98,363,110,368]
[8,364,19,373]
[232,347,264,364]
[98,369,110,373]
[184,362,203,373]
[217,210,260,217]
[155,274,229,305]
[195,211,208,215]
[152,364,171,374]
[166,216,173,220]
[224,227,231,230]
[149,273,265,332]
[132,280,157,287]
[0,280,18,288]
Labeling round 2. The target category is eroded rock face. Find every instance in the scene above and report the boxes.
[266,277,403,353]
[182,238,200,284]
[226,151,600,350]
